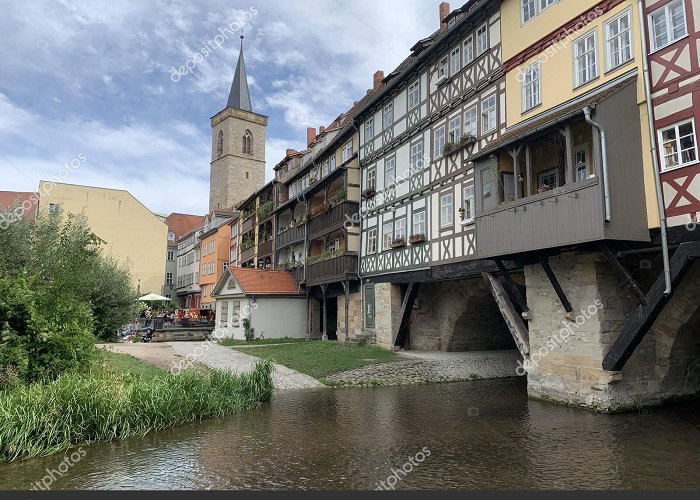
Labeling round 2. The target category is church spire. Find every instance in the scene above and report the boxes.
[227,35,252,112]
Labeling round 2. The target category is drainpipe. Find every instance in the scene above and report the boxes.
[583,106,611,223]
[638,0,672,296]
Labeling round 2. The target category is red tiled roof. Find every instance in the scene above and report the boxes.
[0,191,38,220]
[165,213,205,239]
[230,267,302,295]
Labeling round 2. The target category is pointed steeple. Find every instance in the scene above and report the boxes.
[227,35,252,112]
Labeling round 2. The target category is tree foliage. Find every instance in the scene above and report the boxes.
[0,210,137,388]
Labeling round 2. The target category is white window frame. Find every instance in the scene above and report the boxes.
[413,210,426,236]
[382,222,393,250]
[410,140,424,173]
[476,23,489,55]
[481,95,497,134]
[522,60,541,112]
[438,56,449,81]
[463,36,474,65]
[383,103,394,128]
[48,203,60,214]
[330,154,336,172]
[167,250,175,261]
[365,118,374,140]
[367,227,377,254]
[385,156,396,186]
[522,0,557,24]
[408,80,420,110]
[464,106,478,137]
[573,30,599,88]
[450,46,461,76]
[605,9,633,71]
[649,0,688,52]
[341,140,353,163]
[434,125,446,157]
[659,119,699,171]
[166,272,173,285]
[448,116,462,143]
[463,185,475,223]
[394,217,406,241]
[366,167,377,190]
[440,192,454,228]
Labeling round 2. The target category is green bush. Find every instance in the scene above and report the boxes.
[0,360,273,461]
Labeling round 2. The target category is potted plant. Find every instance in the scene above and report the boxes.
[390,237,406,249]
[362,188,376,199]
[460,134,477,146]
[443,142,456,155]
[409,233,426,244]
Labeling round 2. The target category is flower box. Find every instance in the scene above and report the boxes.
[390,238,406,249]
[409,234,426,244]
[460,134,477,146]
[361,188,376,199]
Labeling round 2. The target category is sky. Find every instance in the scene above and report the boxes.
[0,0,438,216]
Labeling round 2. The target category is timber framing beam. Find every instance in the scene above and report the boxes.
[603,241,700,371]
[494,259,528,312]
[597,241,646,305]
[392,282,421,348]
[482,272,530,359]
[538,254,573,314]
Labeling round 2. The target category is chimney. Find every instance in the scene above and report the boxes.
[286,148,296,157]
[439,2,450,31]
[306,127,316,147]
[373,70,384,89]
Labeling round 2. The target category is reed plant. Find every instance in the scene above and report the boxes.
[0,360,273,462]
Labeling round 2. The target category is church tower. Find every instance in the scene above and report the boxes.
[209,36,267,212]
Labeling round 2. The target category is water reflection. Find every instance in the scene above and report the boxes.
[1,379,698,490]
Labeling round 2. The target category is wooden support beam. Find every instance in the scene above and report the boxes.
[343,280,350,342]
[525,144,532,197]
[603,241,700,371]
[392,282,421,348]
[494,259,528,312]
[597,241,646,306]
[538,254,573,314]
[321,284,328,341]
[482,272,530,359]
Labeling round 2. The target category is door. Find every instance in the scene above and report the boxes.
[478,158,498,213]
[502,172,515,202]
[364,284,375,329]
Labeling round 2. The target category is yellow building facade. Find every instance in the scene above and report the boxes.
[500,0,659,227]
[37,181,168,294]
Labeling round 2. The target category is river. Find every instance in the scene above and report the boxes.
[1,378,699,490]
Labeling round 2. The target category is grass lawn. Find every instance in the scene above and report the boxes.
[218,337,306,346]
[94,349,165,378]
[231,340,398,380]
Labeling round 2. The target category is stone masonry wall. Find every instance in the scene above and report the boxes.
[409,278,515,352]
[525,252,700,412]
[372,283,402,349]
[337,292,363,340]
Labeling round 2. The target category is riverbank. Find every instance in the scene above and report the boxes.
[0,351,273,462]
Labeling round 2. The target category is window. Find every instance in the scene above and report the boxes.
[438,56,449,80]
[434,125,446,157]
[365,118,374,140]
[202,263,206,275]
[463,185,474,221]
[383,222,393,250]
[168,231,175,241]
[410,141,424,173]
[481,95,497,133]
[413,211,425,236]
[464,106,478,137]
[394,217,406,241]
[242,131,252,154]
[210,241,215,253]
[522,61,541,111]
[383,103,394,128]
[326,238,339,252]
[48,203,60,214]
[322,159,330,176]
[408,80,420,109]
[223,261,229,271]
[450,47,461,76]
[522,0,557,23]
[660,120,698,171]
[385,156,396,186]
[448,116,461,143]
[538,168,559,189]
[167,250,175,261]
[367,167,377,190]
[231,300,241,327]
[208,262,214,274]
[606,10,632,70]
[341,141,353,163]
[166,272,173,285]
[574,31,598,87]
[367,227,377,254]
[463,36,474,65]
[476,24,488,55]
[440,193,454,228]
[217,130,223,157]
[649,0,688,52]
[220,301,228,327]
[575,146,589,181]
[330,154,336,172]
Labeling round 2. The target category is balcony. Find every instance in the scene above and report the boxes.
[308,201,359,238]
[306,252,358,285]
[240,244,255,263]
[292,265,304,283]
[258,238,273,257]
[241,214,256,233]
[277,224,305,248]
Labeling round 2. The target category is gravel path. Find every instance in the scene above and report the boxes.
[168,341,323,391]
[324,349,522,387]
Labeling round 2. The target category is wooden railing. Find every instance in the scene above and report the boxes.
[306,253,358,283]
[308,201,359,237]
[241,215,256,233]
[258,238,273,257]
[276,224,304,248]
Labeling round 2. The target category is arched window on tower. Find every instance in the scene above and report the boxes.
[242,130,253,155]
[216,130,224,157]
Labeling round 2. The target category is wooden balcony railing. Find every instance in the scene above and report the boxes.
[240,244,255,262]
[308,201,359,238]
[306,253,358,284]
[276,224,305,248]
[241,215,256,233]
[258,238,273,257]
